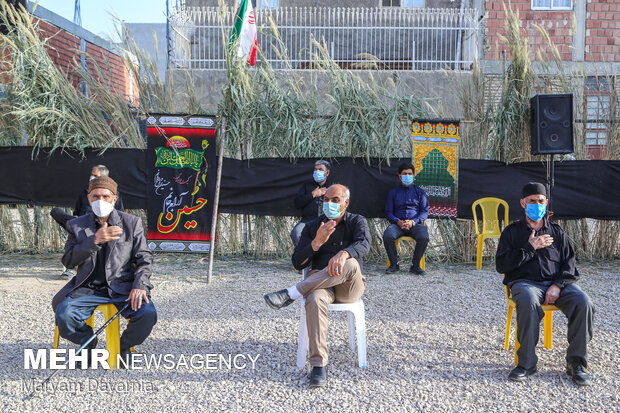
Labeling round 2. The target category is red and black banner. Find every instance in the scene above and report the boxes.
[145,114,217,253]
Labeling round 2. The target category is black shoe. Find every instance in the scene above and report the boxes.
[567,362,592,386]
[508,365,537,382]
[385,264,400,274]
[264,289,294,310]
[409,265,425,275]
[77,337,98,369]
[309,366,328,388]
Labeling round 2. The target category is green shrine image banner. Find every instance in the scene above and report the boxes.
[411,120,460,218]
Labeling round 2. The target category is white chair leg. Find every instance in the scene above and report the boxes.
[357,329,367,369]
[347,312,356,351]
[354,303,367,368]
[297,303,308,369]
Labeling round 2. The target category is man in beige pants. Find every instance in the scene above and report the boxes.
[264,184,371,387]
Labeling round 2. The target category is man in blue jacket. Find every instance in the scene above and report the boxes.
[383,162,429,275]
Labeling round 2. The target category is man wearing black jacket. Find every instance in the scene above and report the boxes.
[496,182,594,386]
[290,160,331,246]
[264,184,371,387]
[50,165,124,278]
[53,176,156,367]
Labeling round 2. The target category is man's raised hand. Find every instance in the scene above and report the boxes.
[311,220,336,251]
[94,221,123,245]
[528,230,554,250]
[312,187,327,198]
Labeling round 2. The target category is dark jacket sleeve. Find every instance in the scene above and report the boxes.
[413,187,429,224]
[72,192,84,217]
[291,223,316,270]
[62,221,101,269]
[553,227,580,288]
[115,193,125,212]
[294,184,314,211]
[130,216,153,291]
[495,226,536,274]
[343,215,372,260]
[385,188,399,224]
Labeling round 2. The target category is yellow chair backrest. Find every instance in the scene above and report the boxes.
[472,197,509,237]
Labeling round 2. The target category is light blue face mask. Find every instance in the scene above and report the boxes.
[401,174,414,186]
[525,203,546,222]
[313,170,326,183]
[323,202,341,219]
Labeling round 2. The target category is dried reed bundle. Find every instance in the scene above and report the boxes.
[0,1,617,261]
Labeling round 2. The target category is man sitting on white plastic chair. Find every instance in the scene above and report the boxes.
[264,184,371,388]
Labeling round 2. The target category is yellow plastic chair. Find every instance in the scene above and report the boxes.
[504,283,559,365]
[53,303,132,369]
[472,197,509,270]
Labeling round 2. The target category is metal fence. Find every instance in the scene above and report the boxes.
[170,6,480,71]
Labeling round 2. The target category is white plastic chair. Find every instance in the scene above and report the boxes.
[296,268,367,369]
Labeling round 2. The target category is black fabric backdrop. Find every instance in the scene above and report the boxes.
[1,147,619,220]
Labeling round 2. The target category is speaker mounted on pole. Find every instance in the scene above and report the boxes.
[530,94,574,155]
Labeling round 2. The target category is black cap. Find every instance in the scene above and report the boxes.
[521,182,547,198]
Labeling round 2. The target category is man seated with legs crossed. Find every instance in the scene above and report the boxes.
[264,184,371,387]
[496,182,594,386]
[52,176,157,367]
[383,162,429,275]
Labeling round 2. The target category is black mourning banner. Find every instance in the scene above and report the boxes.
[0,147,618,221]
[145,114,217,253]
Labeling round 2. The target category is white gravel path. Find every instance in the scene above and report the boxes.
[0,253,618,412]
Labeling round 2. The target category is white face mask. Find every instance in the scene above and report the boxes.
[91,199,115,217]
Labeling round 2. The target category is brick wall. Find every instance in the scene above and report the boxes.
[37,19,82,89]
[585,0,620,62]
[484,0,620,63]
[484,0,573,61]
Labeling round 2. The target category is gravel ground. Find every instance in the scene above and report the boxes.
[0,253,618,413]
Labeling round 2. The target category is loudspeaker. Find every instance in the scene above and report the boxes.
[530,94,574,155]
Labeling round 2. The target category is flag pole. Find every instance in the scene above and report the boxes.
[207,116,226,283]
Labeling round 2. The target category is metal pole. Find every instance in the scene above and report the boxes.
[549,154,555,218]
[166,0,171,72]
[242,130,249,255]
[207,117,227,283]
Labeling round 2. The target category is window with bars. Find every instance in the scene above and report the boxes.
[584,77,612,147]
[531,0,572,10]
[383,0,424,7]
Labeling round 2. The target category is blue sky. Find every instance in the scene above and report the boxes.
[35,0,168,41]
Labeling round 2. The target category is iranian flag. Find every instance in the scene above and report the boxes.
[229,0,257,66]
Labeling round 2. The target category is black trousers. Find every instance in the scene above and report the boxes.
[511,280,595,369]
[382,223,429,268]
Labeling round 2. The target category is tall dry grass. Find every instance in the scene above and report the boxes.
[0,2,617,261]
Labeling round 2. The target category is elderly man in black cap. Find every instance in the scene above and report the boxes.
[496,182,594,386]
[52,176,157,366]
